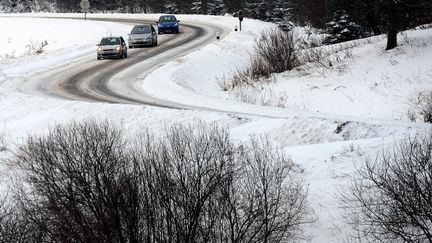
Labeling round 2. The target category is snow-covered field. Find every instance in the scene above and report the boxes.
[1,13,431,242]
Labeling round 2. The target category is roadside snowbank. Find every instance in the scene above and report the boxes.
[0,17,131,81]
[0,17,129,58]
[141,20,432,122]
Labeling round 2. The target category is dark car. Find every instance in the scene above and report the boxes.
[128,24,158,48]
[157,15,180,34]
[96,36,127,60]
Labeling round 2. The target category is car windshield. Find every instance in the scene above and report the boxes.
[100,37,120,45]
[159,15,177,23]
[131,25,151,34]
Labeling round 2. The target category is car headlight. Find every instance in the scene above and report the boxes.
[146,36,152,40]
[174,23,178,27]
[129,38,134,41]
[97,47,102,52]
[115,46,121,51]
[158,24,163,27]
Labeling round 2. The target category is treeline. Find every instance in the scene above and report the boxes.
[1,0,431,48]
[1,0,431,30]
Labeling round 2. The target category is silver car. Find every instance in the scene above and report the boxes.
[96,36,128,60]
[128,24,158,48]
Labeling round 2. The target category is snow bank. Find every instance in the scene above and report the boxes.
[241,28,432,121]
[0,17,131,80]
[0,17,128,58]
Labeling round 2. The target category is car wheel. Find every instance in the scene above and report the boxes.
[97,56,101,60]
[155,40,158,46]
[124,51,127,58]
[129,45,132,49]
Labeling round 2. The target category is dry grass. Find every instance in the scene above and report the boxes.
[408,89,432,123]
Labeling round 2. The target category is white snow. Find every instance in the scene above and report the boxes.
[0,13,431,242]
[0,16,132,83]
[0,17,128,59]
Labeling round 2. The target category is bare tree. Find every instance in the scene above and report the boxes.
[5,121,311,243]
[221,138,312,243]
[343,131,432,242]
[13,121,144,242]
[138,123,236,242]
[0,194,47,242]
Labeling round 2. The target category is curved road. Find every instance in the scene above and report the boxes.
[26,17,230,110]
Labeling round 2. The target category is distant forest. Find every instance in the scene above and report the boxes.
[1,0,431,45]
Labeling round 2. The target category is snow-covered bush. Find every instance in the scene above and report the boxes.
[324,10,362,45]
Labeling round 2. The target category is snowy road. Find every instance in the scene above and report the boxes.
[21,16,230,108]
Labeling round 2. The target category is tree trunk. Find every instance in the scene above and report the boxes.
[386,1,398,50]
[386,26,397,50]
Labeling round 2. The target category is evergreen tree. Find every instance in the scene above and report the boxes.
[245,0,272,21]
[324,10,362,44]
[225,0,242,14]
[164,1,179,13]
[191,0,203,14]
[272,0,291,31]
[147,0,165,12]
[175,0,193,14]
[0,0,12,12]
[350,0,381,35]
[207,0,225,15]
[368,0,432,50]
[302,0,328,28]
[13,0,32,12]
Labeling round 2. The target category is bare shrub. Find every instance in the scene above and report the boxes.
[222,29,359,91]
[26,40,48,55]
[255,29,300,73]
[223,29,301,90]
[301,48,333,69]
[0,130,5,152]
[342,131,432,242]
[300,41,356,71]
[5,121,311,242]
[408,90,432,123]
[229,88,281,107]
[417,23,432,30]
